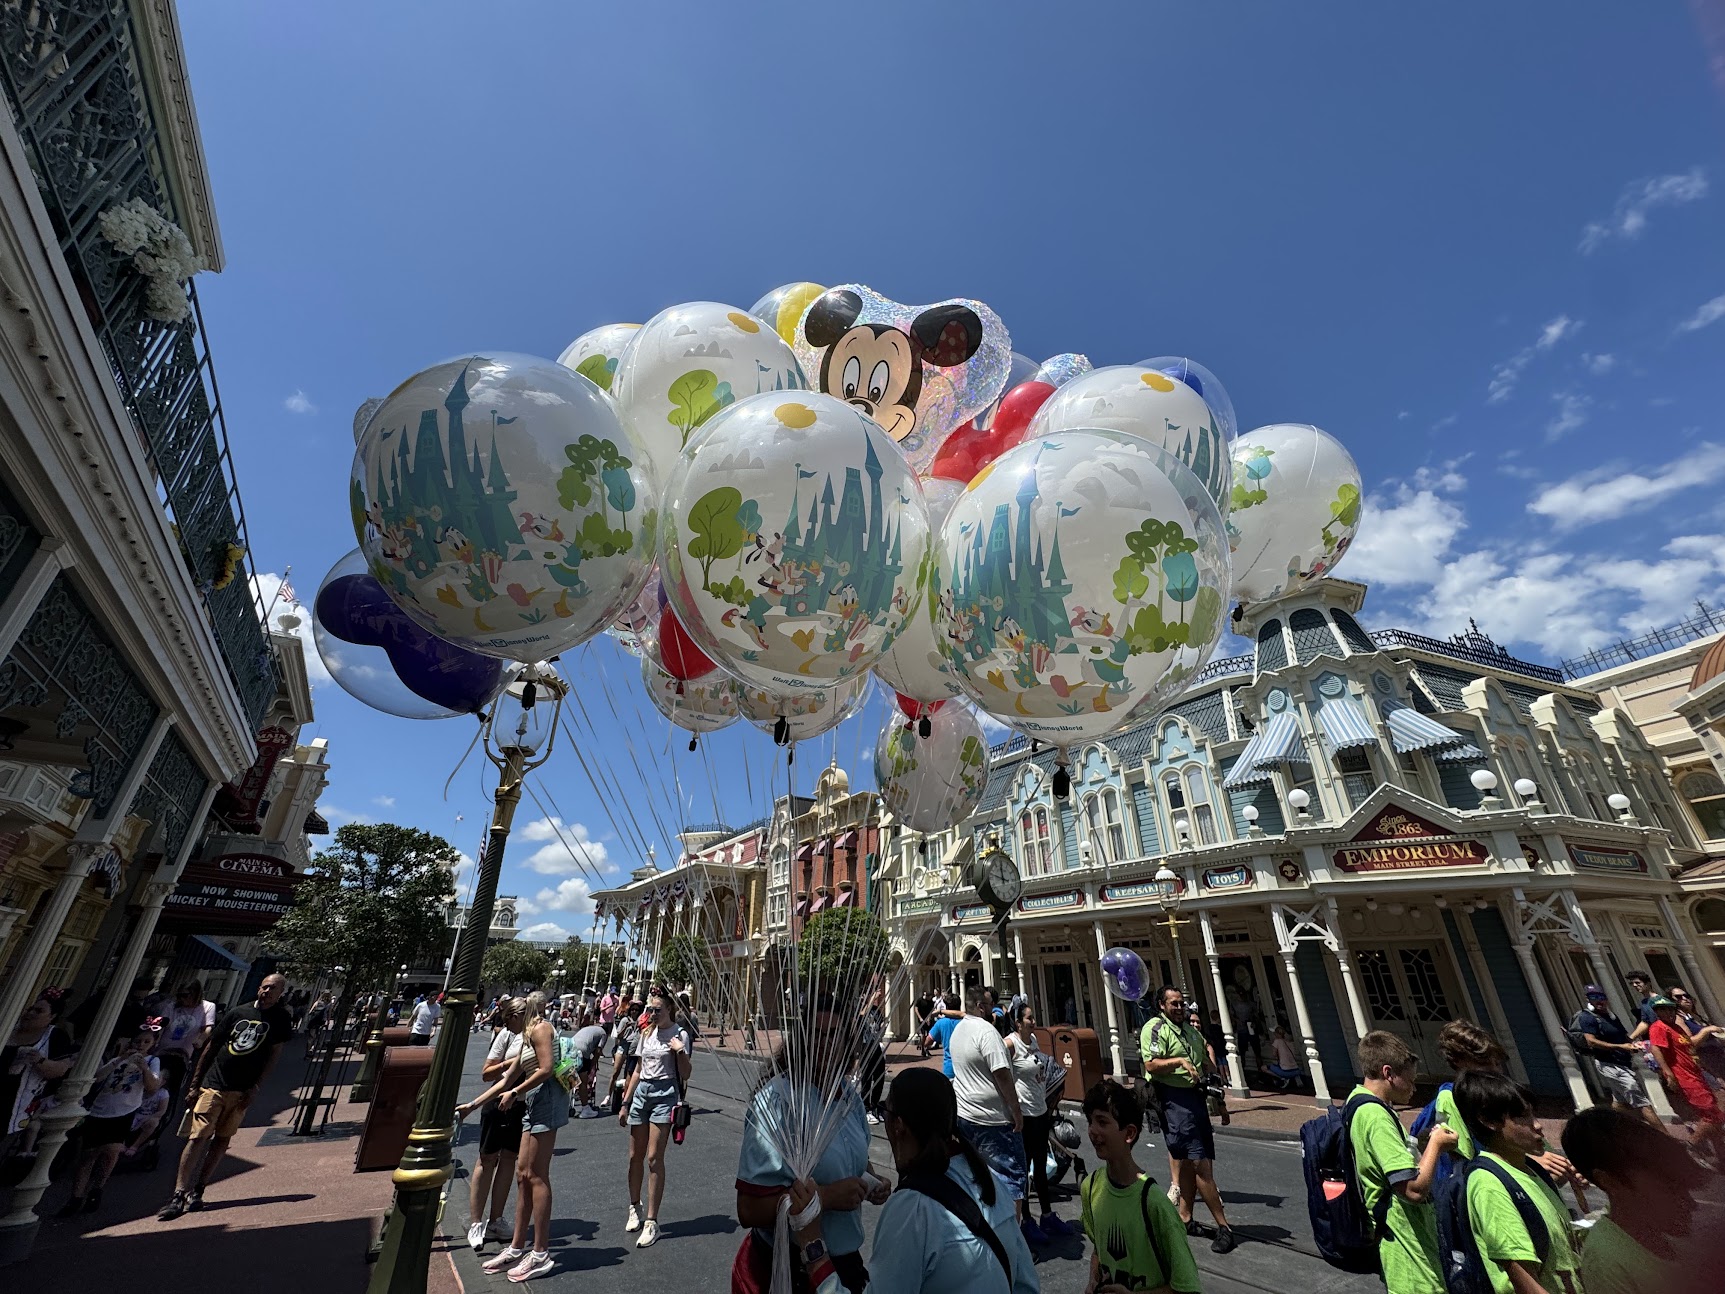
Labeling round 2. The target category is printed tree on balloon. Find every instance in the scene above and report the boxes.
[686,486,746,591]
[574,352,617,393]
[557,434,637,560]
[665,370,734,447]
[1231,446,1274,512]
[1320,482,1360,555]
[1112,517,1203,656]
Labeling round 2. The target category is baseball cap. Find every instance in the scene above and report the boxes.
[1584,985,1608,999]
[1651,995,1677,1009]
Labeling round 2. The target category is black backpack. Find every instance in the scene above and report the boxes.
[899,1171,1011,1285]
[1300,1092,1394,1274]
[1433,1156,1550,1294]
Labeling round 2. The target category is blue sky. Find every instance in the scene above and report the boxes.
[181,2,1725,939]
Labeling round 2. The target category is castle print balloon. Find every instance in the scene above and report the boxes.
[641,646,741,736]
[875,703,991,834]
[1139,355,1238,444]
[658,392,930,693]
[872,577,965,706]
[1029,365,1233,519]
[1226,423,1361,604]
[611,301,807,495]
[791,285,1011,475]
[557,322,641,394]
[737,675,870,744]
[934,430,1230,747]
[350,353,654,662]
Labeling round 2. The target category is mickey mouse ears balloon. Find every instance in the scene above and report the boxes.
[790,284,1011,475]
[351,353,655,663]
[1100,946,1150,1002]
[557,322,640,395]
[312,548,505,719]
[1227,423,1361,604]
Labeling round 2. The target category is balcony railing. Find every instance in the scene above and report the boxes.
[0,0,276,727]
[1370,628,1564,685]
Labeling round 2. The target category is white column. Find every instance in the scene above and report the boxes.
[0,538,73,662]
[1559,890,1636,1022]
[1199,908,1249,1094]
[1271,906,1330,1103]
[979,937,995,989]
[1091,920,1125,1078]
[1507,938,1593,1113]
[1657,893,1725,1022]
[1012,928,1028,1002]
[0,713,174,1034]
[1324,897,1373,1042]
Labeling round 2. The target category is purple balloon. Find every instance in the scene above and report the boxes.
[315,573,503,714]
[1100,946,1150,1003]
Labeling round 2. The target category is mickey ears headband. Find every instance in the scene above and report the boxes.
[142,1015,165,1032]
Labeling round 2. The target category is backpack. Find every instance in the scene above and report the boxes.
[1564,1010,1595,1054]
[1300,1092,1394,1274]
[1040,1049,1069,1107]
[1433,1156,1550,1294]
[1409,1082,1458,1183]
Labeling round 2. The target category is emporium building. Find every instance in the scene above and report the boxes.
[875,577,1725,1114]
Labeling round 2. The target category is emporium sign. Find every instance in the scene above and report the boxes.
[1332,805,1489,874]
[160,853,304,935]
[1017,889,1085,914]
[1569,845,1647,874]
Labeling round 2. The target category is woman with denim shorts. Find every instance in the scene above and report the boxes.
[620,984,691,1249]
[481,992,569,1283]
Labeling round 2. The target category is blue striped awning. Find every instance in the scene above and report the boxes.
[1435,742,1486,762]
[1223,711,1307,788]
[1384,703,1471,755]
[1317,694,1378,754]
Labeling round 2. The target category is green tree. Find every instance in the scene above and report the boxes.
[796,909,889,990]
[575,352,615,392]
[686,486,746,589]
[658,933,713,992]
[559,936,627,993]
[482,940,552,993]
[270,823,458,993]
[666,370,732,446]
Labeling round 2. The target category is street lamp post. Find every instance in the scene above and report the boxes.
[368,665,567,1294]
[350,961,409,1103]
[1152,862,1190,1002]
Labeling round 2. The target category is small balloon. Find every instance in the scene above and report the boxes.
[749,282,827,347]
[1033,353,1094,389]
[1139,355,1237,444]
[894,692,946,722]
[1100,946,1150,1002]
[557,322,641,395]
[972,351,1042,431]
[657,605,715,682]
[928,379,1056,485]
[605,567,661,653]
[873,588,964,706]
[641,646,741,735]
[1227,424,1361,604]
[737,676,869,744]
[875,703,990,834]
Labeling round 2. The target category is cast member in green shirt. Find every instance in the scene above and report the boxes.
[1560,1105,1711,1294]
[1350,1031,1458,1294]
[1454,1070,1582,1294]
[1078,1078,1201,1294]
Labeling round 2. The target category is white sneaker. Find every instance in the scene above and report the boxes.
[482,1246,526,1274]
[625,1203,642,1233]
[507,1251,555,1283]
[467,1220,487,1251]
[577,1104,603,1119]
[636,1220,659,1249]
[489,1217,513,1241]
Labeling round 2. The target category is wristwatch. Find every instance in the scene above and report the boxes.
[800,1239,828,1265]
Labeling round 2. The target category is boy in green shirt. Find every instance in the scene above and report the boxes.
[1453,1070,1581,1294]
[1350,1030,1457,1294]
[1560,1104,1710,1294]
[1079,1079,1201,1294]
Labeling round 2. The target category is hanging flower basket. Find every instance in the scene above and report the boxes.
[210,540,246,590]
[96,197,205,323]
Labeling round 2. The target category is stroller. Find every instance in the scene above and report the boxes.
[1044,1111,1087,1189]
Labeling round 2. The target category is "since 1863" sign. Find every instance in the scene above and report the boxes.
[1331,805,1489,874]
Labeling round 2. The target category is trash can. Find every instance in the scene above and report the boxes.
[380,1025,416,1048]
[354,1044,434,1170]
[1043,1027,1103,1105]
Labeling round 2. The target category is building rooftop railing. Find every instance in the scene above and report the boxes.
[0,0,276,727]
[1559,602,1725,680]
[1371,627,1565,685]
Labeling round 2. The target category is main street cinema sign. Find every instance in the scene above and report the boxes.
[160,853,304,935]
[1332,806,1490,874]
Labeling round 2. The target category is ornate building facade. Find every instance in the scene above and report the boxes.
[876,578,1725,1117]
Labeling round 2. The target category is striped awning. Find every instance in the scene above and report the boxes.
[834,888,855,908]
[1222,711,1306,789]
[808,894,829,915]
[1317,694,1378,754]
[835,830,857,849]
[795,842,813,863]
[793,897,809,917]
[1384,703,1472,755]
[1435,742,1486,762]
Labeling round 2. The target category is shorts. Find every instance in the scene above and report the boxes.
[409,1033,432,1046]
[1675,1074,1724,1125]
[1594,1061,1653,1109]
[956,1118,1026,1201]
[82,1113,135,1148]
[627,1077,680,1126]
[187,1088,252,1140]
[479,1101,526,1154]
[1155,1084,1216,1161]
[523,1080,570,1135]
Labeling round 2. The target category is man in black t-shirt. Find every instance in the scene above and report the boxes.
[158,973,292,1221]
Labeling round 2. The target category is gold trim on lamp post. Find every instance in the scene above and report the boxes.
[367,664,568,1294]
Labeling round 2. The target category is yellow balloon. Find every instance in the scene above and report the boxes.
[749,281,827,347]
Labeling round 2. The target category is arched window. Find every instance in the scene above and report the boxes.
[1680,771,1725,840]
[770,845,789,887]
[1256,619,1287,673]
[1182,765,1218,844]
[1018,805,1055,877]
[1083,787,1128,862]
[1693,896,1725,933]
[1289,608,1341,664]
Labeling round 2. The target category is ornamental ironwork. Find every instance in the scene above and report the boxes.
[0,0,276,725]
[129,729,208,865]
[0,475,39,600]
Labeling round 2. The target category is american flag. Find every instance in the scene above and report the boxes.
[277,575,299,607]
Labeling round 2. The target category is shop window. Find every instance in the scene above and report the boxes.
[1336,748,1377,810]
[1290,608,1341,664]
[1693,897,1725,933]
[1355,949,1406,1021]
[1082,787,1128,862]
[1182,765,1218,844]
[1257,619,1287,673]
[1680,771,1725,840]
[1018,805,1055,877]
[1399,948,1451,1022]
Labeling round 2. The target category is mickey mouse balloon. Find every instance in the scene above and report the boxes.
[791,284,1011,475]
[351,353,654,662]
[1227,423,1361,604]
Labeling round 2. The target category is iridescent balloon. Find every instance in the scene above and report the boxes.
[875,703,990,834]
[1227,424,1361,604]
[557,322,641,395]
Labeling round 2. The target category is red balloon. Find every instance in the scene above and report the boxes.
[658,606,715,681]
[895,692,947,721]
[928,380,1057,484]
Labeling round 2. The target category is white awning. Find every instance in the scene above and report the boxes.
[1223,711,1306,788]
[1317,694,1378,753]
[1384,703,1473,755]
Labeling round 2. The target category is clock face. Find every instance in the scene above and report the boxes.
[986,853,1023,904]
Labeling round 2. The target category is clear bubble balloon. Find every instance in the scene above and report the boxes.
[605,567,661,656]
[749,282,827,348]
[973,351,1042,431]
[875,703,990,834]
[351,353,655,662]
[1100,946,1150,1002]
[1139,355,1238,444]
[353,397,384,445]
[873,584,964,706]
[557,322,641,395]
[641,643,742,736]
[737,675,869,744]
[935,430,1230,750]
[659,392,930,693]
[1030,365,1233,520]
[612,301,807,497]
[920,477,966,533]
[1227,423,1361,604]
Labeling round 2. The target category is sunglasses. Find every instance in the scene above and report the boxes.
[1674,994,1693,1002]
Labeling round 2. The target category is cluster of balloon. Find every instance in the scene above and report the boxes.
[928,351,1093,492]
[556,322,641,395]
[350,353,654,662]
[874,702,991,834]
[311,548,505,719]
[736,676,869,754]
[642,637,741,750]
[1100,946,1151,1003]
[934,432,1230,796]
[1226,423,1362,604]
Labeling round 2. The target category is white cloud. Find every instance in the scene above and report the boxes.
[1579,167,1708,253]
[1544,392,1592,442]
[518,921,571,942]
[530,876,597,917]
[373,795,396,808]
[284,389,318,415]
[1344,483,1467,588]
[252,571,330,688]
[320,804,371,826]
[518,817,608,875]
[1526,442,1725,531]
[1487,316,1581,403]
[453,850,475,882]
[1582,353,1616,375]
[1675,292,1725,334]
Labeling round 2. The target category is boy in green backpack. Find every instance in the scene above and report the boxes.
[1079,1079,1201,1294]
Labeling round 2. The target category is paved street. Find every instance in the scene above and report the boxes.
[445,1033,1380,1293]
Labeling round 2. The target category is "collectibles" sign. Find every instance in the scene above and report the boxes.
[160,853,303,935]
[1017,889,1085,913]
[1332,805,1489,874]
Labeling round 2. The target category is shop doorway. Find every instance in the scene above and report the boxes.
[1353,944,1460,1078]
[1045,963,1078,1026]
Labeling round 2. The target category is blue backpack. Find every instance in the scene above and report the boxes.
[1433,1156,1549,1294]
[1409,1082,1459,1183]
[1301,1092,1394,1274]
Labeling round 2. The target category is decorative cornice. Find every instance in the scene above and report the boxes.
[125,0,225,271]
